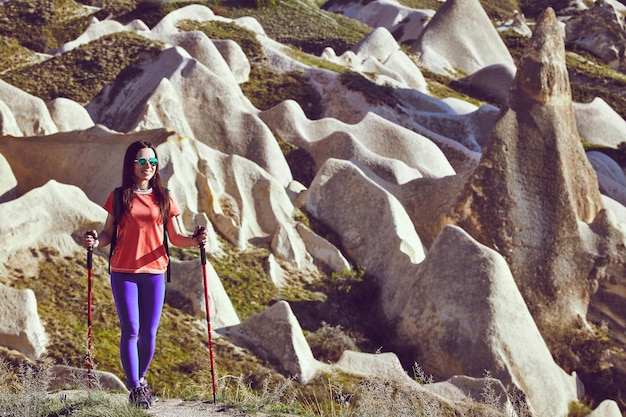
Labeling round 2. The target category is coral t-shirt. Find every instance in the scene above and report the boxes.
[103,189,180,274]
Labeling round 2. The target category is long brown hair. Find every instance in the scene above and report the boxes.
[120,141,169,224]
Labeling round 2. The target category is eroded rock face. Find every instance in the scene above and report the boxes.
[445,8,604,327]
[392,225,579,417]
[565,0,626,71]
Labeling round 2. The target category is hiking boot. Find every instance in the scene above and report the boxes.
[139,379,157,407]
[129,385,152,409]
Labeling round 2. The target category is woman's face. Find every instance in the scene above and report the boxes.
[134,147,158,186]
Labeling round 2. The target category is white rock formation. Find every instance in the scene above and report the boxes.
[324,0,435,44]
[393,225,580,417]
[150,4,217,39]
[86,46,292,184]
[0,180,105,269]
[322,27,428,92]
[587,400,623,417]
[53,18,150,54]
[0,153,17,203]
[588,151,626,206]
[0,79,58,136]
[218,300,323,383]
[49,364,127,392]
[454,63,517,105]
[409,0,515,76]
[47,98,95,132]
[259,100,455,181]
[304,158,426,304]
[574,98,626,148]
[0,284,48,359]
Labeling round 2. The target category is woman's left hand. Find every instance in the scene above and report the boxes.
[192,226,208,246]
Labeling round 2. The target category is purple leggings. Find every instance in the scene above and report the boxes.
[110,272,165,389]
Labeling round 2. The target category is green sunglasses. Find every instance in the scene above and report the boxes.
[134,157,158,167]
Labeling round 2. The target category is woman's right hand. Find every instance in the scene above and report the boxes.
[83,230,98,249]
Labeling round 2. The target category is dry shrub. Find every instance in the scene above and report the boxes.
[306,322,359,363]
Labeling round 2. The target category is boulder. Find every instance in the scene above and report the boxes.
[264,254,286,287]
[218,301,322,383]
[304,158,426,318]
[334,350,410,381]
[49,364,127,392]
[427,375,511,410]
[453,63,516,106]
[295,223,351,273]
[0,284,48,359]
[0,79,58,136]
[587,400,622,417]
[587,151,626,206]
[391,224,579,417]
[574,98,626,148]
[47,98,95,132]
[0,180,106,270]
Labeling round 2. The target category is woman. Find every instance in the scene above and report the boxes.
[83,141,207,408]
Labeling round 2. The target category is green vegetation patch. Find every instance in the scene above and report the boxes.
[218,0,371,56]
[566,50,626,120]
[242,65,324,119]
[339,71,399,107]
[208,247,284,321]
[3,247,275,398]
[2,31,163,105]
[0,0,93,52]
[0,36,43,74]
[177,19,264,60]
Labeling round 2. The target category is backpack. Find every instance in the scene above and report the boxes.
[109,187,171,282]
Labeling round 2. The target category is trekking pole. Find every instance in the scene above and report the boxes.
[85,231,96,389]
[196,226,217,404]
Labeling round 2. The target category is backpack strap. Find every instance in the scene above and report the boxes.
[109,187,171,282]
[164,188,171,283]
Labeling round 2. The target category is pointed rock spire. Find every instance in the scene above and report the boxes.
[410,0,514,75]
[446,8,603,328]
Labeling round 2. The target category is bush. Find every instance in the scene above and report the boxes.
[306,322,359,363]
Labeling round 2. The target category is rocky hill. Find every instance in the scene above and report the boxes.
[2,0,626,416]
